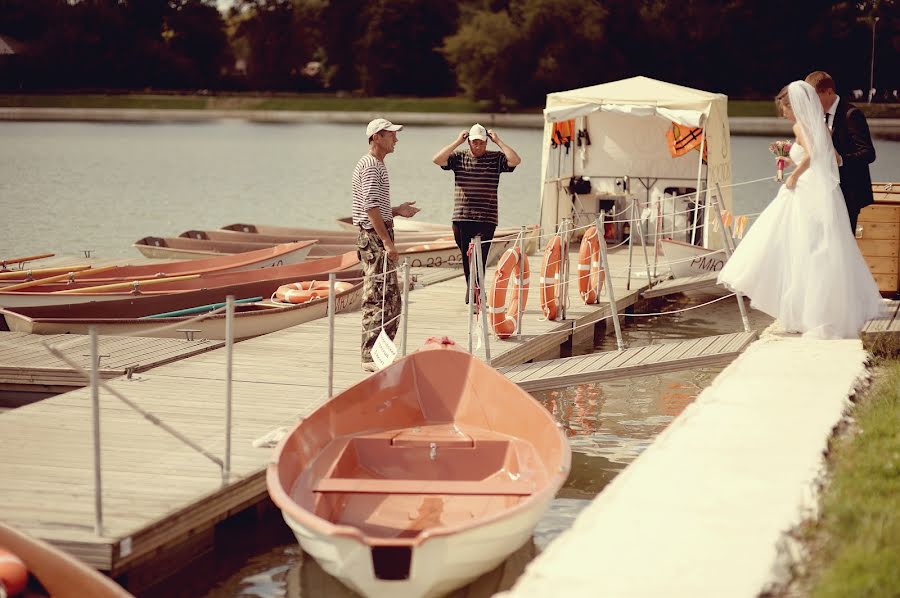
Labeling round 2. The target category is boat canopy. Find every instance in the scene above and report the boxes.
[539,76,733,249]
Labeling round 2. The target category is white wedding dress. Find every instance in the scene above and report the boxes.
[718,138,883,339]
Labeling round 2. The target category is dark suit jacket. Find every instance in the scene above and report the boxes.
[831,98,876,213]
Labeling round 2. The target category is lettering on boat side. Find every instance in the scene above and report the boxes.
[260,260,285,269]
[409,253,462,268]
[689,255,725,272]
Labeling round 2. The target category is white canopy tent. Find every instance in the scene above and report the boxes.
[539,76,733,250]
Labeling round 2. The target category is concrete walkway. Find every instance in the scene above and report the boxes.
[500,325,871,597]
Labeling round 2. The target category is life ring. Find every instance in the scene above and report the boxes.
[540,235,562,320]
[274,280,353,304]
[488,247,529,339]
[0,547,28,596]
[577,226,605,304]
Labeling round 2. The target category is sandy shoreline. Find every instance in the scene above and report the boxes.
[2,107,899,139]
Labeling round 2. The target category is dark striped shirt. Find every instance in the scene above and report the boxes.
[442,150,515,225]
[351,154,392,230]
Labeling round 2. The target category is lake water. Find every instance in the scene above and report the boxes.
[2,120,897,259]
[0,121,892,596]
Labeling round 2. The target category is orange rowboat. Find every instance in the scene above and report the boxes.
[267,337,570,598]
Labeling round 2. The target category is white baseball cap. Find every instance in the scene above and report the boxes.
[469,123,487,141]
[366,118,403,138]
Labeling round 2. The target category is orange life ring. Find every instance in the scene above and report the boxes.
[577,226,605,304]
[0,547,28,596]
[540,236,562,320]
[488,247,530,339]
[274,280,353,304]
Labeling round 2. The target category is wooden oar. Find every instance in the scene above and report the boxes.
[0,264,94,281]
[0,266,120,292]
[0,253,56,268]
[140,296,263,319]
[52,274,201,294]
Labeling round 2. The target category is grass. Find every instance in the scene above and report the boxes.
[1,92,897,118]
[788,360,900,598]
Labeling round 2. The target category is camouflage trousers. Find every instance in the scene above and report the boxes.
[357,227,401,363]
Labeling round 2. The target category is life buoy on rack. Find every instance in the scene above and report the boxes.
[577,226,605,304]
[540,235,562,320]
[274,280,353,304]
[488,247,530,339]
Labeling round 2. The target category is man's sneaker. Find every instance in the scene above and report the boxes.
[362,361,378,372]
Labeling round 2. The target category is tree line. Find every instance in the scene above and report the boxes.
[1,0,896,106]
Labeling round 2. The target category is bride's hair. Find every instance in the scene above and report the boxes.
[774,85,790,117]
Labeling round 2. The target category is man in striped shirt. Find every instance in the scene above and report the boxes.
[432,123,521,303]
[353,118,420,372]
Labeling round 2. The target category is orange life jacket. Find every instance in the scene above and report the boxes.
[551,119,575,148]
[666,123,707,161]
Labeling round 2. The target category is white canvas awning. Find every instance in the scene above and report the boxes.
[544,103,705,128]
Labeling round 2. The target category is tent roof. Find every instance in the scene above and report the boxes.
[546,76,726,108]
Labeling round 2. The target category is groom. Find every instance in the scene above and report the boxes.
[805,71,877,234]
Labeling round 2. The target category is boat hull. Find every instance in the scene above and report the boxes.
[659,238,728,278]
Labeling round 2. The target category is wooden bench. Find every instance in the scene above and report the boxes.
[313,477,534,496]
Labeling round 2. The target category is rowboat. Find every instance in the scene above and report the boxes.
[659,238,727,278]
[133,236,302,260]
[0,252,359,309]
[0,241,318,288]
[267,337,570,598]
[219,224,458,244]
[2,274,364,339]
[335,217,542,255]
[0,521,132,597]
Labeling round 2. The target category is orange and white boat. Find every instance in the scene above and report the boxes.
[0,522,132,597]
[267,337,570,598]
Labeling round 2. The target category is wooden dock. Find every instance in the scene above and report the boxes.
[862,299,900,335]
[498,331,757,392]
[0,247,752,588]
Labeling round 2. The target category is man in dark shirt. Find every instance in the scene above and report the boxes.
[432,124,522,303]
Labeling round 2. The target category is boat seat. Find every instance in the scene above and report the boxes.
[312,477,533,496]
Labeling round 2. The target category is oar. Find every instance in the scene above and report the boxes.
[139,297,263,319]
[52,274,201,294]
[0,264,94,281]
[0,252,56,269]
[1,266,119,292]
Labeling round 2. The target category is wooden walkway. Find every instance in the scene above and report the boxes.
[498,331,758,392]
[862,299,900,335]
[0,332,223,404]
[0,248,742,582]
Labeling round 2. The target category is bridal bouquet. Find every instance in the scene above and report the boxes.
[768,140,792,182]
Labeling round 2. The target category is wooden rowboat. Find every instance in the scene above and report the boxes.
[133,236,309,260]
[0,252,359,309]
[336,216,453,233]
[307,235,518,268]
[2,273,364,339]
[267,337,570,598]
[219,224,458,244]
[0,521,132,597]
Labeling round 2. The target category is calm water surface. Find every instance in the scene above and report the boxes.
[2,121,897,258]
[0,121,879,596]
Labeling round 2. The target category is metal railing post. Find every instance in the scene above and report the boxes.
[467,240,476,353]
[560,218,570,320]
[516,227,525,337]
[89,327,103,536]
[474,237,492,363]
[327,274,335,395]
[626,200,635,290]
[597,214,626,351]
[224,295,234,484]
[714,183,751,332]
[633,198,654,289]
[400,259,410,356]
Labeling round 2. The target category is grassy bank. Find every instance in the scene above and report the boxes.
[2,93,899,118]
[789,360,900,597]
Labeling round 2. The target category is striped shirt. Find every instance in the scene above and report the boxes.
[351,154,392,230]
[442,150,515,225]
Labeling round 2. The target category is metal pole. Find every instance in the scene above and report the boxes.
[690,130,707,246]
[467,240,476,353]
[869,18,879,104]
[89,327,103,536]
[516,227,525,337]
[224,295,234,484]
[714,183,751,332]
[475,237,492,363]
[597,214,625,350]
[327,274,335,395]
[560,218,570,320]
[653,201,660,278]
[626,198,635,290]
[400,260,410,356]
[633,198,654,290]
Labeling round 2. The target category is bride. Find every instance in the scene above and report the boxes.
[718,80,883,339]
